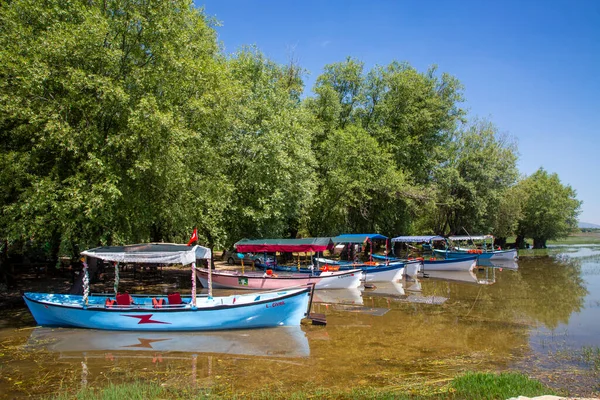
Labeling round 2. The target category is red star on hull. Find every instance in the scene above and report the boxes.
[122,314,171,324]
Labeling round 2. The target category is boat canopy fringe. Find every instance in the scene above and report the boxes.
[81,243,210,265]
[391,236,446,243]
[235,238,334,253]
[448,235,494,241]
[332,234,388,243]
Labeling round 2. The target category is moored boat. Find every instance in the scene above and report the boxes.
[236,236,411,283]
[422,255,477,272]
[23,243,314,331]
[195,267,363,290]
[433,247,518,261]
[435,235,518,260]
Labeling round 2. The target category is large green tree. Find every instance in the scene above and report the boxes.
[306,58,465,235]
[0,0,229,260]
[432,119,519,235]
[516,168,581,248]
[220,49,317,244]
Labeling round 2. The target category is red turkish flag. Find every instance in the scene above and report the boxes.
[187,228,198,246]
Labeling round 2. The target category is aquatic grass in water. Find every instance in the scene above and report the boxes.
[582,346,600,370]
[48,373,554,399]
[448,372,556,400]
[50,381,213,400]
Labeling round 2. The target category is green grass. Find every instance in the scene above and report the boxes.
[449,372,557,400]
[51,381,175,400]
[49,372,556,399]
[548,233,600,245]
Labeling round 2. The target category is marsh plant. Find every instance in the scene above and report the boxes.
[581,346,600,370]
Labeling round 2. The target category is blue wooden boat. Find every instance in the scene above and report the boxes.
[434,235,518,261]
[235,236,411,282]
[433,248,517,261]
[23,288,311,331]
[23,243,313,331]
[255,258,411,283]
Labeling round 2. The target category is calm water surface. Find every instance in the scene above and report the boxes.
[1,245,599,398]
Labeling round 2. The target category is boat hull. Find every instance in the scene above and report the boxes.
[23,288,311,331]
[361,262,405,282]
[433,248,517,261]
[196,268,362,290]
[422,256,477,271]
[404,260,422,276]
[257,260,406,282]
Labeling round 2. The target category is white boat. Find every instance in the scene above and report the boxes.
[196,267,363,290]
[422,255,477,271]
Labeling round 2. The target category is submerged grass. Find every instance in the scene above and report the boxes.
[582,346,600,370]
[49,372,556,399]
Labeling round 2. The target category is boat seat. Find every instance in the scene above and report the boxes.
[167,292,182,305]
[152,298,165,308]
[116,292,133,306]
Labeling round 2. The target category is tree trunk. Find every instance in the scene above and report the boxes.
[495,237,507,248]
[515,235,526,249]
[49,229,62,270]
[0,239,8,287]
[69,257,99,294]
[533,238,547,249]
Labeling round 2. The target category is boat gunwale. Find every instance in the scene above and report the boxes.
[196,267,362,280]
[23,287,312,313]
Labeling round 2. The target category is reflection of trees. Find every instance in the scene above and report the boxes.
[418,257,587,330]
[514,257,586,329]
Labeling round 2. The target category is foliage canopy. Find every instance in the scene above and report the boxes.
[0,1,582,263]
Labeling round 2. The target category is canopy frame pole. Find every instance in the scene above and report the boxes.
[191,261,197,308]
[113,262,119,294]
[82,256,89,307]
[208,259,213,298]
[385,239,389,266]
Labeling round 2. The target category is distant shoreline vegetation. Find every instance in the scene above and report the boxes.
[0,1,582,267]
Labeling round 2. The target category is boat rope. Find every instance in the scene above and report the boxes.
[465,285,483,317]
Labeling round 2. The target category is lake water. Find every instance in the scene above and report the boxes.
[1,245,599,398]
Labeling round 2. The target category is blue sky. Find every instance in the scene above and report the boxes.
[197,0,600,225]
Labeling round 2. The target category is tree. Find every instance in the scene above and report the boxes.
[0,0,228,261]
[432,119,519,235]
[220,48,317,243]
[306,125,413,236]
[516,168,581,248]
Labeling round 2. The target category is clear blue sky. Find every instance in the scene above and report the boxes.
[197,0,600,225]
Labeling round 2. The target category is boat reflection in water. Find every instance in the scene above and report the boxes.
[363,280,448,305]
[312,288,363,305]
[26,326,310,358]
[424,269,496,285]
[477,258,519,270]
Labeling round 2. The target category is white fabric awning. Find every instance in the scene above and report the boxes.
[448,235,494,241]
[391,236,446,243]
[81,243,211,265]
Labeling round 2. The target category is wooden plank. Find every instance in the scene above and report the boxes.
[308,312,327,325]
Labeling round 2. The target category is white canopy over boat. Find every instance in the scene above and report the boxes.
[391,236,446,243]
[448,235,494,241]
[81,243,211,265]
